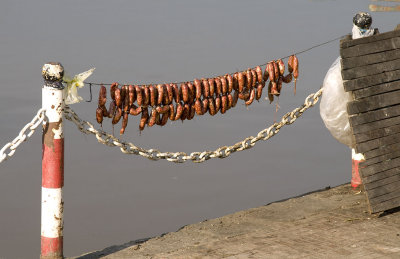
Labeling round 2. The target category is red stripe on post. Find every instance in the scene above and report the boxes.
[42,138,64,188]
[41,236,63,258]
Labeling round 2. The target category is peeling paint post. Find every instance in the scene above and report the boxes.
[41,62,64,259]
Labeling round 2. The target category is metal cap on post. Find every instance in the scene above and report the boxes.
[41,62,65,259]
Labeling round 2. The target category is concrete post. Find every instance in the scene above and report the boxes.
[41,62,65,259]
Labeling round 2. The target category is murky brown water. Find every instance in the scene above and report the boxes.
[0,0,397,258]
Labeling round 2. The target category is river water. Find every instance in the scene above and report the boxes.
[0,0,397,258]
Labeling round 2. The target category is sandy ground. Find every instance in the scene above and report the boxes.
[74,184,400,258]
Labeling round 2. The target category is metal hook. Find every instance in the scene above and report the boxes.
[85,83,93,102]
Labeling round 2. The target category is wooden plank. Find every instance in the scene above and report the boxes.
[370,197,400,213]
[347,91,400,115]
[354,124,400,143]
[352,80,400,99]
[355,132,400,153]
[342,59,400,80]
[349,104,400,126]
[340,28,400,49]
[365,173,400,191]
[363,167,400,184]
[360,157,400,177]
[365,179,400,199]
[363,142,399,160]
[351,115,400,134]
[370,189,400,204]
[341,49,400,70]
[343,69,400,91]
[340,37,400,59]
[361,149,400,167]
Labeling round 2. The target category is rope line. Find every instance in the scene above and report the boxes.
[82,34,348,87]
[64,88,323,163]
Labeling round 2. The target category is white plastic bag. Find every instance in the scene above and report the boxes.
[319,57,354,148]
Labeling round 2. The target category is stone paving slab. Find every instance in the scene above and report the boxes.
[74,184,400,258]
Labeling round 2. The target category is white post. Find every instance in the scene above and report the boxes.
[41,62,65,259]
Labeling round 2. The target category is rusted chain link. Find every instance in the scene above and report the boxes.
[64,88,323,163]
[0,108,47,163]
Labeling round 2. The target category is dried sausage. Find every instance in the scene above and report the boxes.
[282,73,293,84]
[110,82,118,101]
[115,88,122,108]
[226,74,233,93]
[166,83,173,105]
[267,62,275,82]
[112,107,122,124]
[227,93,233,109]
[221,95,228,114]
[232,73,239,91]
[273,61,279,81]
[139,107,149,131]
[292,55,299,95]
[172,83,181,103]
[187,104,195,120]
[174,102,183,121]
[220,76,228,94]
[245,88,256,106]
[202,98,209,114]
[149,85,157,106]
[277,59,285,76]
[128,85,135,106]
[187,82,195,104]
[277,77,283,95]
[195,99,203,115]
[288,55,294,73]
[246,69,253,90]
[238,72,245,93]
[255,66,263,83]
[251,69,257,88]
[270,81,279,96]
[96,107,103,124]
[267,82,274,103]
[141,86,149,107]
[215,96,221,114]
[256,83,263,101]
[238,92,250,100]
[232,91,238,107]
[156,105,170,114]
[169,103,176,120]
[129,104,142,116]
[120,112,128,134]
[263,65,269,82]
[120,85,127,104]
[208,78,215,97]
[134,85,142,106]
[156,84,165,105]
[108,101,116,118]
[181,83,189,103]
[148,108,157,127]
[124,86,130,112]
[202,79,210,98]
[208,97,216,116]
[181,103,190,121]
[158,112,169,126]
[214,77,222,96]
[99,85,107,107]
[194,79,202,100]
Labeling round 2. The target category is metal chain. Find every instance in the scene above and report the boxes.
[64,88,323,163]
[0,108,47,163]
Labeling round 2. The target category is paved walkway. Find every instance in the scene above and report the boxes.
[75,184,400,258]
